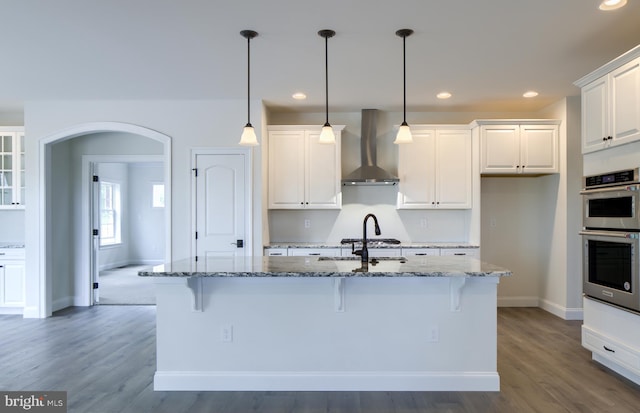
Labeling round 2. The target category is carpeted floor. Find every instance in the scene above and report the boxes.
[98,265,156,305]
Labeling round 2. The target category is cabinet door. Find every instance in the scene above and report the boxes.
[581,77,609,153]
[268,131,305,209]
[436,130,472,208]
[306,131,341,209]
[610,58,640,147]
[397,129,436,208]
[0,132,15,207]
[0,261,25,306]
[480,125,520,173]
[520,125,558,174]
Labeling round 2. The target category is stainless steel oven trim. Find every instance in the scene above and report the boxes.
[580,184,640,195]
[581,230,639,312]
[582,185,640,231]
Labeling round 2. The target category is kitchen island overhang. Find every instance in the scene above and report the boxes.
[140,256,511,392]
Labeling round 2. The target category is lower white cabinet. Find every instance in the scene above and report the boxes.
[265,248,288,256]
[582,297,640,385]
[0,249,25,310]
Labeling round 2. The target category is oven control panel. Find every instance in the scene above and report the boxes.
[585,168,640,189]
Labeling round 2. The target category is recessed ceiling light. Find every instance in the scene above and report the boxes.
[292,92,307,100]
[599,0,627,10]
[523,90,539,98]
[437,91,452,99]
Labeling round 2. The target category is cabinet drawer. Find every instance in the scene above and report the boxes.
[401,248,440,257]
[583,327,640,372]
[440,248,480,258]
[0,249,25,259]
[288,248,342,257]
[265,248,288,256]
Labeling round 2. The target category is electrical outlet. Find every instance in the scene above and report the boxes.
[221,325,233,342]
[490,217,497,228]
[420,218,428,228]
[427,325,439,342]
[304,219,311,228]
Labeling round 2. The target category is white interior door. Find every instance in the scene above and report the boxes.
[195,153,249,260]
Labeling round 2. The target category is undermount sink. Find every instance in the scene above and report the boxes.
[318,256,408,263]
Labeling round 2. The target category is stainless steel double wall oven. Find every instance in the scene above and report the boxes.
[581,168,640,312]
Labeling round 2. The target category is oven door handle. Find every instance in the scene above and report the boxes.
[580,230,639,239]
[580,184,640,195]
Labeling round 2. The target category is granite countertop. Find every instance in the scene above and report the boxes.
[139,256,509,278]
[0,243,25,249]
[266,242,479,249]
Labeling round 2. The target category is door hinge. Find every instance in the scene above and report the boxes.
[195,232,198,240]
[93,282,99,289]
[195,256,199,262]
[93,229,99,236]
[92,175,99,182]
[192,168,198,177]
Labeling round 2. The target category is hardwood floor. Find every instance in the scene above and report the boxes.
[1,306,639,413]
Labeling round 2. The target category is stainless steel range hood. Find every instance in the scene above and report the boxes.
[342,109,399,186]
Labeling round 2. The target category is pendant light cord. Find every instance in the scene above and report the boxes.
[246,35,251,125]
[324,34,329,125]
[402,34,406,124]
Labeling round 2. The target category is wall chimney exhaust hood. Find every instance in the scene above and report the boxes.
[342,109,399,186]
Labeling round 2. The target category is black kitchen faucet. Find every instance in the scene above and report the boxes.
[353,213,381,263]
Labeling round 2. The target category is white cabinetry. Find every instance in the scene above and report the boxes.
[401,248,440,257]
[582,297,640,385]
[0,127,25,209]
[577,56,640,154]
[265,248,288,256]
[0,249,25,312]
[288,248,342,257]
[440,248,480,258]
[477,121,559,175]
[397,126,472,209]
[268,126,344,209]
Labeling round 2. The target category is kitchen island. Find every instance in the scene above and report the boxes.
[140,255,511,391]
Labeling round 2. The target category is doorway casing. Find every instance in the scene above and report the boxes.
[31,122,171,318]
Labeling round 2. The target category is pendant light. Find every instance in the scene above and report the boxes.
[318,29,336,144]
[394,29,414,144]
[239,29,259,146]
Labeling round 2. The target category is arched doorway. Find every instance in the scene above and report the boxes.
[33,122,171,317]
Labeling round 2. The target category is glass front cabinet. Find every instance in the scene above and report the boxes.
[0,128,25,209]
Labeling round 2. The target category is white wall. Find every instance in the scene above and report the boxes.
[128,162,164,264]
[0,211,24,243]
[24,99,264,317]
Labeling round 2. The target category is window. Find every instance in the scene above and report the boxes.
[152,183,165,208]
[100,181,121,246]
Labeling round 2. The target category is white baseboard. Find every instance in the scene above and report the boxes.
[0,306,23,315]
[497,296,539,307]
[52,295,74,313]
[154,371,500,392]
[539,298,584,320]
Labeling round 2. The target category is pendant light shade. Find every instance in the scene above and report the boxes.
[318,29,336,144]
[239,29,259,146]
[394,29,413,144]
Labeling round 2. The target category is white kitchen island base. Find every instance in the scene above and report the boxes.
[152,272,502,392]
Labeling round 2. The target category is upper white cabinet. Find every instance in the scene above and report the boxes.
[397,126,472,209]
[268,125,344,209]
[476,120,560,175]
[0,127,25,209]
[579,57,640,153]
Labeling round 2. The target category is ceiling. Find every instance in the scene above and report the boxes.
[2,0,640,114]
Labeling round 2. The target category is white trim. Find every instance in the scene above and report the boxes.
[190,148,253,259]
[574,44,640,88]
[36,122,172,317]
[153,370,500,392]
[539,298,584,320]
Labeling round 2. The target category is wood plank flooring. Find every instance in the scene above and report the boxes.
[1,306,640,413]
